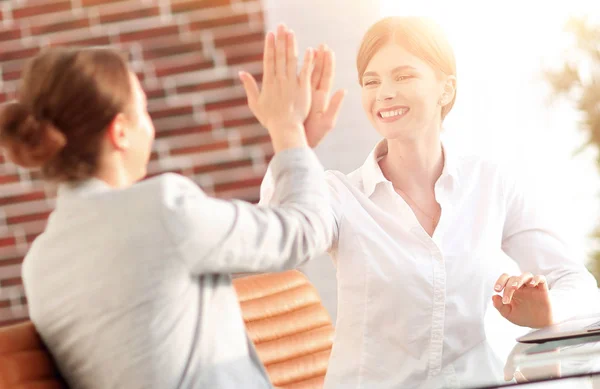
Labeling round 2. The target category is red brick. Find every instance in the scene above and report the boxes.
[154,55,214,78]
[6,211,52,225]
[214,176,263,192]
[241,134,270,146]
[0,174,20,185]
[12,1,72,19]
[0,191,46,207]
[222,40,263,59]
[155,124,212,139]
[223,116,258,129]
[51,35,112,47]
[204,97,247,111]
[143,40,204,60]
[146,87,167,101]
[264,152,275,165]
[3,70,20,82]
[30,17,90,36]
[170,140,230,156]
[149,105,194,121]
[82,0,130,6]
[0,277,23,286]
[135,71,146,83]
[177,79,235,94]
[119,25,180,43]
[189,14,250,31]
[193,157,253,175]
[0,300,10,309]
[218,189,260,203]
[0,318,29,328]
[0,46,40,63]
[1,58,27,82]
[226,52,262,66]
[171,0,232,14]
[0,27,22,42]
[26,233,42,244]
[145,169,183,180]
[0,237,16,248]
[0,93,6,104]
[0,257,24,266]
[28,171,44,181]
[214,31,263,48]
[99,5,160,24]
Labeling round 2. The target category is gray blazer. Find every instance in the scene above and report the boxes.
[21,148,333,389]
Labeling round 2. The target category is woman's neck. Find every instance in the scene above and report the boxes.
[380,132,444,194]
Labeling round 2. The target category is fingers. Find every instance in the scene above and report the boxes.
[502,276,521,304]
[239,71,260,113]
[502,272,533,304]
[528,274,547,289]
[492,294,512,319]
[286,29,298,80]
[494,273,510,292]
[275,24,287,79]
[311,44,325,88]
[320,48,334,91]
[299,47,315,89]
[263,32,275,84]
[323,89,347,127]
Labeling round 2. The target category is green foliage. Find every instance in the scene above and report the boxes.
[545,17,600,281]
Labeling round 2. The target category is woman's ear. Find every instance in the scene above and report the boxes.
[105,113,130,151]
[437,75,456,106]
[442,75,457,105]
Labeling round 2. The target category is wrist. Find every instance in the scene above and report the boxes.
[268,123,308,153]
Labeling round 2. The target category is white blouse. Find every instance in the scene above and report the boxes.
[260,140,598,388]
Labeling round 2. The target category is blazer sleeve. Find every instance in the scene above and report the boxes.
[159,147,334,274]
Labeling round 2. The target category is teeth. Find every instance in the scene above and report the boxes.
[380,109,406,118]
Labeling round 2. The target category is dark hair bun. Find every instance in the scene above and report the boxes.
[0,101,66,168]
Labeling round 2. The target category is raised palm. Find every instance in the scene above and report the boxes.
[303,45,346,148]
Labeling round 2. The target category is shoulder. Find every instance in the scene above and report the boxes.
[134,173,205,205]
[325,167,363,190]
[455,152,504,175]
[453,152,514,188]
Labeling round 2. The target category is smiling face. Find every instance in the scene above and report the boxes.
[360,43,452,141]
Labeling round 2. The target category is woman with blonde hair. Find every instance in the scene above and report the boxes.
[261,16,598,387]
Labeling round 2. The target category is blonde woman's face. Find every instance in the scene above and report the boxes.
[360,43,449,141]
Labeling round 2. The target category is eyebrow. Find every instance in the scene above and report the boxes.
[362,65,417,79]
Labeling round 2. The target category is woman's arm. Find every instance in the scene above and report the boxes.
[259,45,345,250]
[259,161,341,251]
[159,25,335,275]
[159,147,332,274]
[500,170,598,324]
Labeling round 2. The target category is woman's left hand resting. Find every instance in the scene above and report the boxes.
[492,272,553,328]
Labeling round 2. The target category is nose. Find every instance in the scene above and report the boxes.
[376,80,397,102]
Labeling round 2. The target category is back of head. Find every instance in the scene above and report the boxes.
[0,47,133,182]
[357,16,457,120]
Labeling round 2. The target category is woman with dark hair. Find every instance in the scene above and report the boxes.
[261,16,598,388]
[0,25,341,389]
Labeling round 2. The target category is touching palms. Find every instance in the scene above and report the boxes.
[303,45,346,148]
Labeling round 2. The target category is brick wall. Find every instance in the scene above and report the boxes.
[0,0,268,326]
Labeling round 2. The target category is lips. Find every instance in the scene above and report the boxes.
[376,106,410,122]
